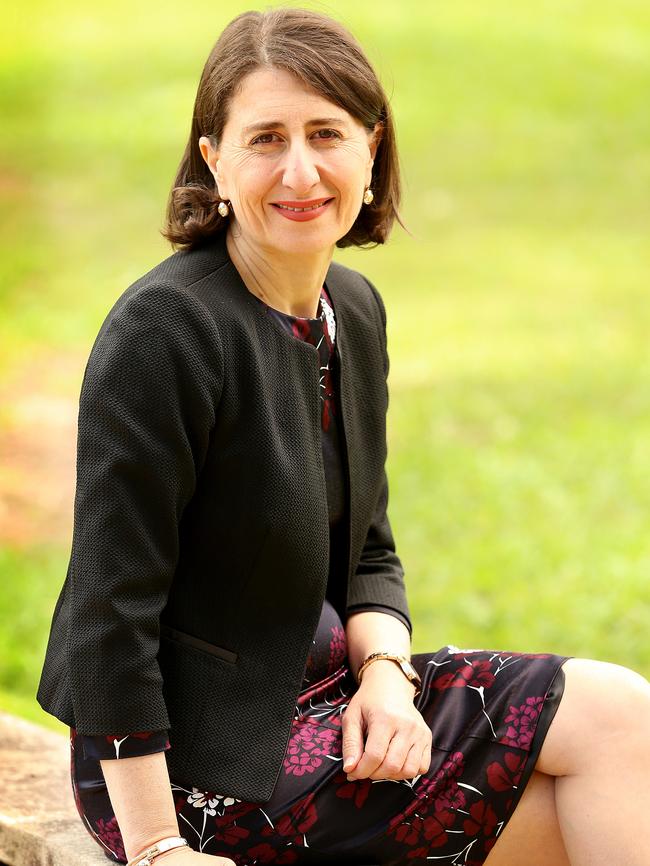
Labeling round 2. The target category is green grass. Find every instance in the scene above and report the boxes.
[2,0,650,726]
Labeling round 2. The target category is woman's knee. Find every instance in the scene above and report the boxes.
[536,658,650,776]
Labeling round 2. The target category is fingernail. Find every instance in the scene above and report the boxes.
[343,756,355,769]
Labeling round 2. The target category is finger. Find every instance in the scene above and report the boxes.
[420,738,432,775]
[399,740,425,780]
[349,718,394,780]
[369,730,413,780]
[341,704,365,773]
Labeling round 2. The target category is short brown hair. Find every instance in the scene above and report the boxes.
[161,7,405,252]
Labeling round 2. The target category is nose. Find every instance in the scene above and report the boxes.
[281,139,321,193]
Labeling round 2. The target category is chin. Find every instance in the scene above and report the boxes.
[267,230,339,256]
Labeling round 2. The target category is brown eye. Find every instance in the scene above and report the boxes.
[314,129,340,140]
[251,133,278,145]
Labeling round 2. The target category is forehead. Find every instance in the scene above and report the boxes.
[226,66,356,130]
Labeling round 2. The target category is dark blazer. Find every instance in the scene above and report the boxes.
[36,230,411,803]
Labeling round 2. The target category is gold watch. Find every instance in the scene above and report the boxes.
[357,652,422,696]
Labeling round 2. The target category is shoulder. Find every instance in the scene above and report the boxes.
[94,237,231,352]
[81,242,232,405]
[120,233,232,308]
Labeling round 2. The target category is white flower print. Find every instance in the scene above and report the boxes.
[187,787,239,817]
[321,294,336,343]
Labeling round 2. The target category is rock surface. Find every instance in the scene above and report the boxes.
[0,711,107,866]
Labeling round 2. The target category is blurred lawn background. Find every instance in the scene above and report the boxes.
[1,0,649,734]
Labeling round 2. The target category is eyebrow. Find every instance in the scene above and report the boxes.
[241,117,349,136]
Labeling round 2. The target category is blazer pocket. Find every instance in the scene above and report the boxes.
[159,624,238,665]
[158,629,237,769]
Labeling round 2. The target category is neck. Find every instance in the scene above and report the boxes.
[226,225,334,319]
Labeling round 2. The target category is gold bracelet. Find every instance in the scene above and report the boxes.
[357,651,422,696]
[126,835,189,866]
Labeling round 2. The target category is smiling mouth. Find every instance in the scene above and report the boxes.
[271,198,334,212]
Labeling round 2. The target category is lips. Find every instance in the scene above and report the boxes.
[270,197,335,222]
[271,197,334,212]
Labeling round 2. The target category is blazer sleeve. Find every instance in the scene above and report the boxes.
[67,283,223,735]
[346,603,412,637]
[345,276,413,638]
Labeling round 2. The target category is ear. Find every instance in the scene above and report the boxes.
[366,122,383,186]
[198,136,229,198]
[369,121,383,162]
[198,136,217,172]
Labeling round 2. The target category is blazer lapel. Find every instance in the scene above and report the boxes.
[323,268,356,588]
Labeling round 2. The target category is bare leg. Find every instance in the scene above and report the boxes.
[484,769,570,866]
[485,658,650,865]
[531,658,650,865]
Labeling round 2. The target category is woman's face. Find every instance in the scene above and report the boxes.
[199,66,381,257]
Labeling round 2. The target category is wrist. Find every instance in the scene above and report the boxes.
[151,848,190,864]
[126,832,185,865]
[358,658,419,695]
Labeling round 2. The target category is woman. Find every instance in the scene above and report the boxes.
[36,8,650,866]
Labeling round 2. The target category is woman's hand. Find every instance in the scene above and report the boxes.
[341,660,432,782]
[143,847,235,866]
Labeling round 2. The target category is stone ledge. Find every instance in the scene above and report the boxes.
[0,711,383,866]
[0,710,107,866]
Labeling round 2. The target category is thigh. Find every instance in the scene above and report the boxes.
[535,657,650,777]
[483,770,570,866]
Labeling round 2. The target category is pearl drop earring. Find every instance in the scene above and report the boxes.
[363,188,374,205]
[218,200,230,218]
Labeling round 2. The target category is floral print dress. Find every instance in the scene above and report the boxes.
[69,285,569,866]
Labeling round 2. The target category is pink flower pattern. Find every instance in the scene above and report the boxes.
[283,717,341,777]
[327,624,346,675]
[70,599,567,866]
[67,288,569,866]
[487,752,526,791]
[500,696,545,748]
[433,660,496,691]
[94,816,126,862]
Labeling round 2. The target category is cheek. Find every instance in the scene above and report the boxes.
[227,160,274,202]
[239,172,268,200]
[325,153,366,196]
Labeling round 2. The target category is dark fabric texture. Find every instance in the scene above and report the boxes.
[36,230,411,802]
[254,283,411,637]
[76,282,410,762]
[69,597,569,866]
